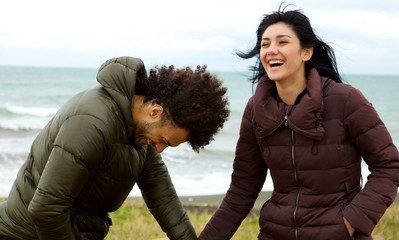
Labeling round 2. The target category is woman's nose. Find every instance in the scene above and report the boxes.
[266,44,278,55]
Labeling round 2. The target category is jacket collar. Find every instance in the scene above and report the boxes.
[253,68,325,140]
[96,57,147,139]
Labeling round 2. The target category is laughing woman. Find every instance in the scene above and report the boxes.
[199,4,399,240]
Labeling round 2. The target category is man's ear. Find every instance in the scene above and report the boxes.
[150,104,164,119]
[302,47,314,62]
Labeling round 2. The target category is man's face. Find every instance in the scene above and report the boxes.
[134,119,189,153]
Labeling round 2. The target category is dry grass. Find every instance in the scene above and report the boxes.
[105,198,260,240]
[1,197,397,239]
[104,199,168,240]
[372,204,399,240]
[105,198,399,240]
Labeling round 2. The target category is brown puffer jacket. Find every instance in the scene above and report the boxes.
[199,69,399,240]
[0,57,197,240]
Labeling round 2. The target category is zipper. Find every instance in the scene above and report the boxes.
[259,107,300,238]
[260,114,290,139]
[291,130,301,240]
[341,202,348,211]
[259,109,300,237]
[260,116,286,138]
[261,106,293,138]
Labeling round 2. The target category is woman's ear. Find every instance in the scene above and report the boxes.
[302,47,314,62]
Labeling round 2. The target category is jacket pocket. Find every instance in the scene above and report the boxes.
[340,216,355,240]
[260,199,270,213]
[257,230,267,240]
[259,199,270,225]
[258,199,271,239]
[258,229,277,240]
[341,203,355,240]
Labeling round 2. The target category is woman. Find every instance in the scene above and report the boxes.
[199,5,399,240]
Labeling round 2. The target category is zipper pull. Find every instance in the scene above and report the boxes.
[284,115,288,126]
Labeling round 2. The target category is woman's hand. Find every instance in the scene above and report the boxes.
[343,216,355,237]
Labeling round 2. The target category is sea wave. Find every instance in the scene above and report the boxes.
[0,105,54,131]
[0,106,57,118]
[0,152,28,165]
[0,119,48,131]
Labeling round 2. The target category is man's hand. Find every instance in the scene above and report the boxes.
[343,216,355,237]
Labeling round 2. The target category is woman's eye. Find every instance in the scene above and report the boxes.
[261,43,270,47]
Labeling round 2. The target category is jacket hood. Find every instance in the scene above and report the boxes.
[253,68,325,140]
[96,56,147,138]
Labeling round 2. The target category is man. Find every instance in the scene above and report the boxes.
[0,56,230,239]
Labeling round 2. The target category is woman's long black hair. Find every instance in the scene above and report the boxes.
[237,3,342,83]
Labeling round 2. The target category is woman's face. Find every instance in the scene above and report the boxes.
[260,22,313,83]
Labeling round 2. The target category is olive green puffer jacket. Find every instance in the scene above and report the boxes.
[0,57,197,240]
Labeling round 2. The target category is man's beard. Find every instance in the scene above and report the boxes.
[134,120,162,145]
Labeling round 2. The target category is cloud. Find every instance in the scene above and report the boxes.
[295,0,399,12]
[1,0,398,74]
[304,8,399,75]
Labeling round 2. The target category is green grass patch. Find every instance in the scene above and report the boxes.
[1,197,397,239]
[106,199,399,240]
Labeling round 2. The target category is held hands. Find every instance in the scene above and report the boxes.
[343,216,355,237]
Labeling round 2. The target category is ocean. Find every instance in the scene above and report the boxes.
[0,66,398,197]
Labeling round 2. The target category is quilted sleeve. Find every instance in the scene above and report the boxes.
[137,146,197,240]
[341,88,399,236]
[199,98,268,239]
[27,115,108,240]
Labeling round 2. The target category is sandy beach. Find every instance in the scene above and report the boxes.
[177,192,272,216]
[178,192,271,213]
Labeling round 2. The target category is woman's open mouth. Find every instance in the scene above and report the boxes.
[269,60,284,69]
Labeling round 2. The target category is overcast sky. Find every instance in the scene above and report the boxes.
[1,0,398,75]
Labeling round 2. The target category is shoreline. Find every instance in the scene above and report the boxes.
[178,192,272,215]
[129,191,399,214]
[2,191,398,214]
[2,192,398,209]
[178,192,272,211]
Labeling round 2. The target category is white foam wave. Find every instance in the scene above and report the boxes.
[4,105,58,117]
[0,118,48,131]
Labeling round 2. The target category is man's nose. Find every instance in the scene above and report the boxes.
[155,143,168,153]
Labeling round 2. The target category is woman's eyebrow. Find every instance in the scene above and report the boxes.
[262,34,292,40]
